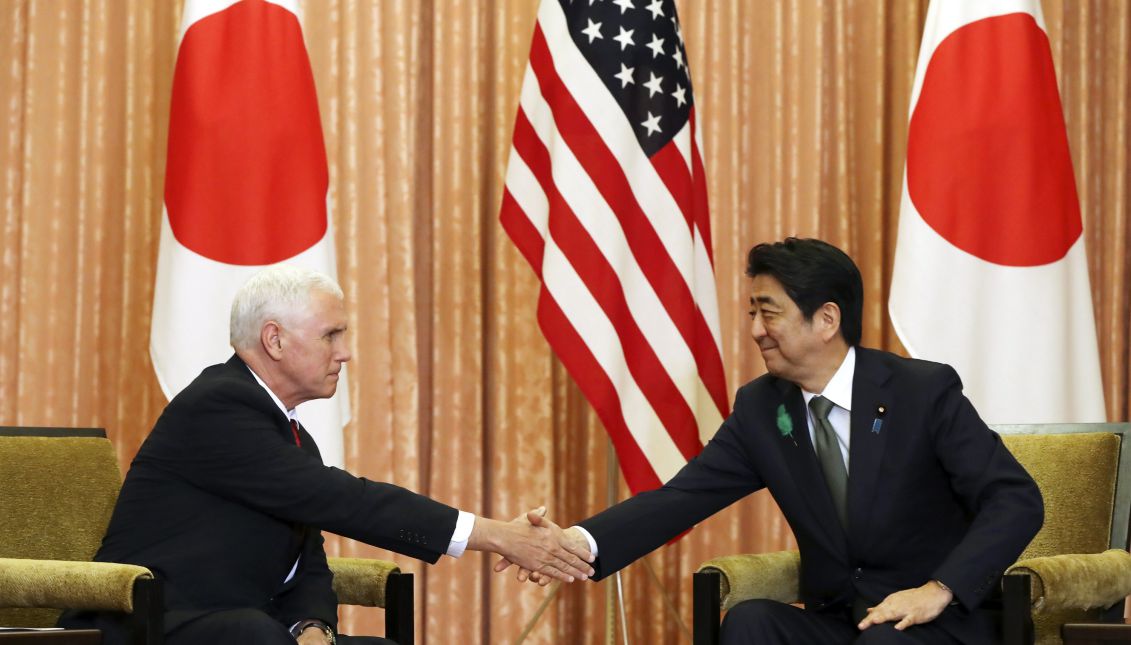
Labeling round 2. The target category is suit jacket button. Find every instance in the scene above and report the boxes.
[853,568,863,580]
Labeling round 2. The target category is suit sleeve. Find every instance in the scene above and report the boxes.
[579,385,766,579]
[157,383,459,563]
[926,366,1044,609]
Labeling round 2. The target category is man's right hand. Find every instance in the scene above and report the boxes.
[468,507,593,584]
[492,511,590,585]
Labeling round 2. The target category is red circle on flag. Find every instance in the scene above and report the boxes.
[906,13,1082,267]
[164,0,328,266]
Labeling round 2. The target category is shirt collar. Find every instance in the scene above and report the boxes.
[246,364,298,422]
[800,346,855,413]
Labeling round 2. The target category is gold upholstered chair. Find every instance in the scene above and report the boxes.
[692,423,1131,645]
[0,427,415,645]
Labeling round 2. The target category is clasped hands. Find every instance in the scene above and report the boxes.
[471,506,592,585]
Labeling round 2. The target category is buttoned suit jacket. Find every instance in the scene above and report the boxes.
[62,355,458,641]
[579,347,1043,643]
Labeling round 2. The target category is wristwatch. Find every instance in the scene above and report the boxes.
[290,619,336,644]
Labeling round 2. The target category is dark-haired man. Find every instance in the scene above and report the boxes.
[503,238,1043,644]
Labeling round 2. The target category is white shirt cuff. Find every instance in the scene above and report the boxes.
[445,511,476,558]
[572,525,598,557]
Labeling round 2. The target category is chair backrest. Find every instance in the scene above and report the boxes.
[994,422,1131,643]
[0,427,122,627]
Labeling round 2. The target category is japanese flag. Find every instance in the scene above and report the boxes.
[150,0,350,464]
[889,0,1105,424]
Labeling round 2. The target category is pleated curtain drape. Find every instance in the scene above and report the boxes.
[1,1,1128,643]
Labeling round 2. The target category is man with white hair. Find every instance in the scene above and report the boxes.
[60,266,592,645]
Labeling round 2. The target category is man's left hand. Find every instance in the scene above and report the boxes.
[857,580,953,631]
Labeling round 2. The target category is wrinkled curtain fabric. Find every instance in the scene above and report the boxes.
[1,1,1127,643]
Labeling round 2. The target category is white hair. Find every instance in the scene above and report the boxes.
[230,266,344,350]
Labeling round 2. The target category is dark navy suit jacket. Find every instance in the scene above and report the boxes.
[62,355,458,641]
[579,347,1043,643]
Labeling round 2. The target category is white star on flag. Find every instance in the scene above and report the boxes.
[643,71,663,97]
[672,84,687,107]
[613,0,635,14]
[614,26,635,50]
[646,33,664,57]
[641,111,662,135]
[581,18,603,43]
[646,0,664,19]
[614,63,636,88]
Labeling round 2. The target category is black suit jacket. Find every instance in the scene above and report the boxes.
[579,348,1043,643]
[62,355,458,639]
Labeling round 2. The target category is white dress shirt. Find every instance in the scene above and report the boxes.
[801,346,855,471]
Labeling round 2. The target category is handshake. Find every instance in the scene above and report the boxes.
[469,507,593,585]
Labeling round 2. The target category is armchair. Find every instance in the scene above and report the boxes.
[693,423,1131,645]
[0,427,415,645]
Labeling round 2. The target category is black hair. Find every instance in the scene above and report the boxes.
[745,238,863,346]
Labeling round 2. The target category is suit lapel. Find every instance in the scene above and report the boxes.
[775,378,848,551]
[846,349,893,552]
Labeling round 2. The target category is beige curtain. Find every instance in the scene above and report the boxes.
[1,1,1128,643]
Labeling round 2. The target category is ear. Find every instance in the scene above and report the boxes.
[261,321,284,360]
[817,302,841,342]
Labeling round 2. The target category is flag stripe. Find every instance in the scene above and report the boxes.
[511,110,705,460]
[689,110,715,266]
[511,71,722,436]
[537,238,688,481]
[535,293,664,492]
[500,0,729,494]
[535,2,697,277]
[650,137,694,229]
[526,27,729,420]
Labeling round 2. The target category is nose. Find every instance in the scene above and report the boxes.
[750,313,766,341]
[336,339,352,364]
[750,312,769,339]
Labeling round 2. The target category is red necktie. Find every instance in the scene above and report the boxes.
[290,419,302,447]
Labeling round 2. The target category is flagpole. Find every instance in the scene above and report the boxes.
[606,438,626,645]
[605,439,692,643]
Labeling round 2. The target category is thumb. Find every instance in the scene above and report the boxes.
[526,506,547,525]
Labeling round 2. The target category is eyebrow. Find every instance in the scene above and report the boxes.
[751,295,779,307]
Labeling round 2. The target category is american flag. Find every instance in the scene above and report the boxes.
[499,0,728,494]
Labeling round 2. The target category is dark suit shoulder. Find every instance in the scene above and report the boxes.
[166,358,279,419]
[855,347,961,389]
